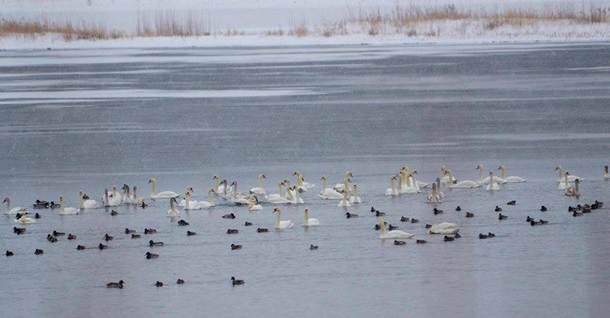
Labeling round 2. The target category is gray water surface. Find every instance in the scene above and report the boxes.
[1,43,610,317]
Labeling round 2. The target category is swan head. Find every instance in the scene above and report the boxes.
[441,165,447,172]
[221,179,228,185]
[59,195,65,202]
[555,165,562,171]
[260,173,267,179]
[148,178,156,184]
[293,171,300,176]
[208,188,215,194]
[489,171,493,176]
[2,197,8,203]
[476,165,482,170]
[213,175,219,180]
[345,170,353,178]
[321,176,327,181]
[187,186,194,193]
[411,170,418,175]
[498,165,505,170]
[273,207,281,214]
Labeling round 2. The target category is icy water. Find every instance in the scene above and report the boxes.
[1,43,610,317]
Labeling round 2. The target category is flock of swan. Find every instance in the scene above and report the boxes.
[3,163,606,288]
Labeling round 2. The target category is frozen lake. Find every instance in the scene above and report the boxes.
[1,42,610,317]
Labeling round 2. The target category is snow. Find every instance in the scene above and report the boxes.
[1,0,610,50]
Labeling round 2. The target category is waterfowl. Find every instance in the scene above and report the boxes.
[527,216,535,222]
[605,165,610,180]
[212,175,230,194]
[34,249,44,255]
[145,252,159,259]
[110,210,118,216]
[166,197,180,218]
[293,171,315,192]
[375,211,386,217]
[318,176,344,200]
[47,234,58,243]
[540,219,548,224]
[425,224,432,229]
[303,208,320,227]
[488,232,496,237]
[456,206,462,211]
[102,188,121,207]
[79,190,100,209]
[229,181,250,205]
[555,165,583,182]
[181,190,207,210]
[498,165,526,183]
[486,171,501,191]
[433,208,443,215]
[248,196,263,211]
[257,228,269,233]
[494,206,503,212]
[231,277,245,286]
[250,173,268,196]
[426,182,441,203]
[155,281,163,287]
[333,170,353,193]
[465,212,474,218]
[267,181,290,204]
[378,218,414,239]
[106,280,124,288]
[388,224,399,230]
[476,164,506,184]
[244,221,253,226]
[573,211,583,217]
[188,188,215,209]
[558,172,571,190]
[149,240,164,247]
[428,222,460,234]
[58,196,78,215]
[144,228,157,234]
[445,170,480,189]
[399,172,421,194]
[338,191,351,207]
[149,178,180,200]
[394,240,406,245]
[13,227,26,235]
[498,213,508,220]
[345,212,358,218]
[227,229,239,234]
[540,206,548,212]
[506,200,516,205]
[51,230,64,237]
[77,245,86,250]
[231,244,242,250]
[132,234,141,239]
[3,198,29,215]
[400,216,410,222]
[98,243,108,250]
[479,233,488,239]
[444,236,454,242]
[565,179,580,197]
[385,175,399,196]
[416,240,427,244]
[374,224,382,230]
[177,279,185,284]
[349,184,362,204]
[104,234,113,241]
[32,200,49,209]
[410,218,419,224]
[309,244,319,250]
[34,213,40,219]
[177,219,189,226]
[187,231,196,236]
[125,228,135,234]
[15,214,36,224]
[454,233,462,238]
[273,207,293,229]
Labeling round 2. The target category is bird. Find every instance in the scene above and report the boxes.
[149,240,164,247]
[132,234,141,239]
[6,250,14,256]
[257,228,269,233]
[498,165,527,183]
[98,243,108,250]
[104,234,113,241]
[177,279,185,284]
[319,176,344,199]
[385,175,399,196]
[605,165,610,180]
[106,280,124,288]
[479,233,488,239]
[303,208,320,227]
[465,212,474,218]
[35,249,44,255]
[148,178,180,200]
[309,244,319,250]
[540,206,548,212]
[244,221,253,226]
[293,171,315,192]
[14,213,36,224]
[222,213,236,219]
[231,277,245,286]
[144,228,157,234]
[428,222,460,234]
[416,240,427,244]
[555,165,583,182]
[58,196,78,215]
[400,216,410,222]
[166,197,181,218]
[250,173,268,196]
[349,184,362,204]
[3,198,29,215]
[444,170,480,188]
[498,213,508,220]
[227,229,239,234]
[433,208,443,215]
[455,206,462,211]
[444,236,455,242]
[231,244,242,250]
[565,179,580,197]
[79,190,100,209]
[506,200,516,205]
[187,231,197,236]
[494,206,503,212]
[248,196,263,211]
[145,252,159,259]
[486,171,501,191]
[378,218,414,239]
[338,191,351,207]
[77,245,86,250]
[177,219,189,226]
[345,212,358,218]
[394,240,406,245]
[13,227,26,235]
[273,207,293,230]
[155,281,163,287]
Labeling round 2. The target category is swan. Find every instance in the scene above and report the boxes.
[79,190,100,209]
[273,207,293,229]
[248,196,263,211]
[476,165,506,184]
[349,184,362,204]
[182,191,205,210]
[132,186,146,205]
[3,198,28,215]
[385,175,399,196]
[558,172,571,190]
[486,171,501,191]
[378,218,414,239]
[498,165,527,183]
[293,171,315,192]
[444,170,481,189]
[333,170,353,193]
[605,165,610,180]
[268,181,290,204]
[428,222,460,234]
[555,165,583,182]
[109,186,123,204]
[230,181,250,205]
[338,191,351,207]
[14,213,36,224]
[426,183,441,203]
[286,186,304,204]
[213,175,231,194]
[178,187,196,207]
[439,165,455,184]
[166,197,180,218]
[565,179,580,197]
[121,184,136,205]
[250,173,267,196]
[435,178,445,198]
[319,176,344,200]
[102,188,121,207]
[400,173,421,194]
[197,188,216,208]
[58,196,78,215]
[303,208,320,227]
[149,178,180,200]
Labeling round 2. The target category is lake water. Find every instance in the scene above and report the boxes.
[1,42,610,317]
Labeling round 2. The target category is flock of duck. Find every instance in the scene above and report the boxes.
[3,163,608,289]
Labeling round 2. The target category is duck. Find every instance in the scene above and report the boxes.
[132,233,141,239]
[410,218,419,224]
[416,240,427,244]
[15,213,36,224]
[155,281,163,287]
[428,222,460,234]
[349,184,362,204]
[555,165,583,182]
[444,170,480,189]
[244,221,253,226]
[506,200,516,205]
[249,173,267,196]
[465,212,474,218]
[187,231,197,236]
[149,240,164,247]
[432,208,443,215]
[77,245,86,250]
[248,196,263,211]
[148,178,180,200]
[303,208,320,227]
[604,165,610,180]
[338,191,351,208]
[273,207,293,230]
[494,206,503,212]
[231,244,242,250]
[385,175,399,196]
[32,200,49,209]
[166,197,180,218]
[257,228,269,233]
[498,213,508,220]
[375,211,386,217]
[498,165,526,183]
[388,224,399,230]
[14,226,26,234]
[222,213,236,219]
[3,198,29,215]
[227,229,239,234]
[309,244,319,250]
[345,212,358,218]
[125,228,136,234]
[104,233,113,241]
[106,280,124,288]
[479,233,488,239]
[378,218,414,239]
[177,219,189,226]
[486,171,501,191]
[110,210,118,216]
[444,236,455,242]
[34,249,44,255]
[177,279,185,284]
[393,240,406,246]
[231,277,245,286]
[456,206,462,211]
[488,232,496,237]
[98,243,108,250]
[400,216,410,222]
[144,228,157,234]
[565,179,580,197]
[145,252,159,259]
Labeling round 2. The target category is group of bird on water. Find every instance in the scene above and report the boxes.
[4,163,607,288]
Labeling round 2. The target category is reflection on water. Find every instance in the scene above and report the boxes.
[1,43,610,317]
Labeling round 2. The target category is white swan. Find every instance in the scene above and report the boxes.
[250,173,267,196]
[132,186,146,205]
[338,191,351,207]
[426,183,441,203]
[166,197,180,218]
[435,178,445,198]
[230,181,250,205]
[303,208,320,227]
[476,165,506,184]
[445,170,481,189]
[79,190,100,209]
[293,171,315,192]
[59,196,78,215]
[212,175,231,194]
[439,165,454,184]
[428,222,460,234]
[273,207,293,229]
[268,181,290,204]
[378,218,414,239]
[400,173,421,194]
[178,186,196,207]
[319,176,344,200]
[3,198,28,215]
[121,184,136,205]
[555,165,583,182]
[385,175,399,196]
[333,170,353,193]
[248,196,263,211]
[349,184,362,204]
[286,186,304,205]
[182,191,209,210]
[605,165,610,181]
[15,214,36,224]
[103,188,121,207]
[486,171,501,191]
[565,179,580,197]
[558,172,571,190]
[110,186,123,204]
[498,165,527,183]
[149,178,180,200]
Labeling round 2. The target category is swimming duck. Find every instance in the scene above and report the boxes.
[177,219,189,226]
[125,228,136,234]
[498,213,508,220]
[465,212,474,218]
[257,228,269,233]
[35,249,44,255]
[177,279,185,284]
[131,234,141,239]
[155,281,163,287]
[144,228,157,234]
[345,212,358,218]
[104,234,113,241]
[488,232,496,237]
[231,277,245,286]
[416,240,427,244]
[77,245,86,250]
[393,240,406,246]
[309,244,319,250]
[433,208,443,215]
[222,213,236,219]
[444,236,454,242]
[400,216,410,222]
[375,211,386,217]
[479,233,488,239]
[6,250,14,256]
[231,244,242,250]
[187,231,197,236]
[506,200,516,205]
[98,243,108,250]
[13,227,26,235]
[67,233,76,240]
[410,218,419,224]
[146,252,159,259]
[149,240,164,247]
[47,234,58,243]
[244,221,253,226]
[106,280,124,288]
[227,229,238,234]
[388,224,399,230]
[540,206,548,212]
[455,206,462,211]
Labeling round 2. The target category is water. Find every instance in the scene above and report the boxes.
[1,43,610,317]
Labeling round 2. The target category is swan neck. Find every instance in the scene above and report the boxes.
[390,178,395,192]
[279,183,284,197]
[214,178,220,192]
[500,167,506,179]
[397,175,403,191]
[275,210,281,227]
[304,210,309,224]
[379,219,386,236]
[151,180,157,196]
[79,195,84,209]
[259,177,264,189]
[208,191,213,203]
[478,168,483,182]
[185,194,190,209]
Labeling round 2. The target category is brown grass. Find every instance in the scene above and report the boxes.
[0,17,124,40]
